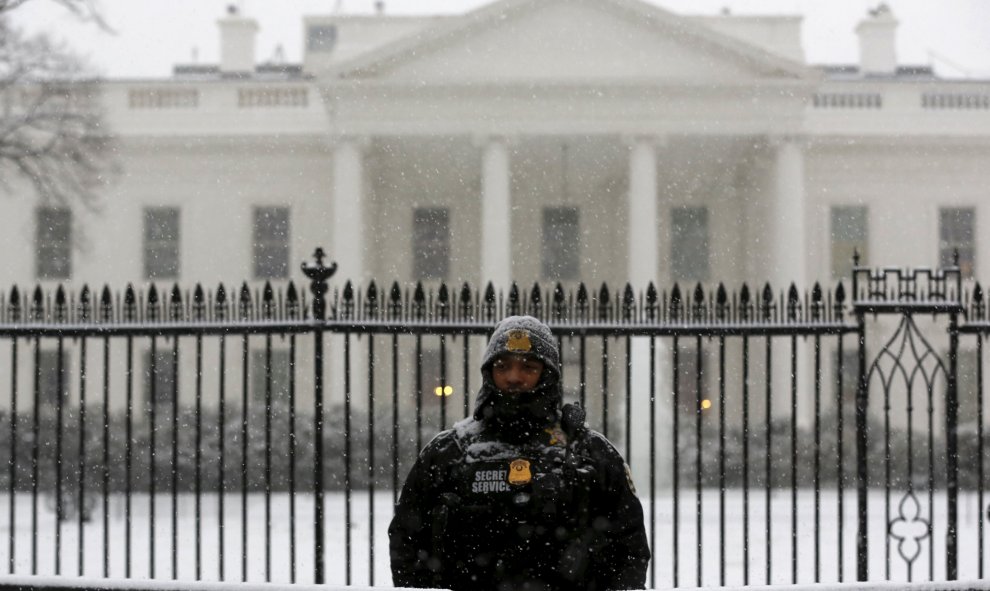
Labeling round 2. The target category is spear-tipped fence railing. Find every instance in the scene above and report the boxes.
[0,248,986,587]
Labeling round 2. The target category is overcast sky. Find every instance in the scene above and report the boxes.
[8,0,990,79]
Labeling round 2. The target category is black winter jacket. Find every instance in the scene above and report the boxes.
[388,415,650,591]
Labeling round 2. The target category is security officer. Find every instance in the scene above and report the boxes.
[389,315,650,591]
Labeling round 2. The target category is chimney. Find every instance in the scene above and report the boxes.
[855,3,898,76]
[218,5,258,75]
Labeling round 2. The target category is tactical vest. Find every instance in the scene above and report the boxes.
[430,421,595,591]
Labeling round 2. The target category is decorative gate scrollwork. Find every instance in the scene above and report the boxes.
[853,252,962,581]
[867,314,941,580]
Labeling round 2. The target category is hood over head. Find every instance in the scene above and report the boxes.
[473,315,562,423]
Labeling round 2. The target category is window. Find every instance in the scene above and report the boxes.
[39,350,70,409]
[144,348,176,407]
[250,349,291,404]
[939,207,975,277]
[306,25,337,52]
[831,206,868,280]
[412,207,450,281]
[541,207,580,280]
[671,206,710,282]
[253,207,290,279]
[36,207,72,280]
[144,207,180,279]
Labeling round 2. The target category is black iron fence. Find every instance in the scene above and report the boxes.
[0,248,987,587]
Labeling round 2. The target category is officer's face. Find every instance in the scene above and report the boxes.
[491,354,544,393]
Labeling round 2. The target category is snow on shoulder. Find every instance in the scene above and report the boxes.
[452,415,483,439]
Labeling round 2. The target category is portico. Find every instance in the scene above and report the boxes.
[321,0,816,291]
[316,0,819,482]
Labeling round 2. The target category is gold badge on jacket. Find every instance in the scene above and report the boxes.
[506,330,532,353]
[508,459,532,485]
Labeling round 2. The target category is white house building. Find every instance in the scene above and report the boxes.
[1,0,989,480]
[5,0,989,292]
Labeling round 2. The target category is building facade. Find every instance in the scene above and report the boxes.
[4,0,990,292]
[2,0,989,477]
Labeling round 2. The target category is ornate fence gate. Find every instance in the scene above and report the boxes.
[0,248,985,587]
[853,259,963,583]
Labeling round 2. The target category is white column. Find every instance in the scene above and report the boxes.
[625,136,671,488]
[627,137,660,285]
[332,136,367,282]
[770,137,814,428]
[330,136,368,416]
[770,137,807,289]
[480,137,512,290]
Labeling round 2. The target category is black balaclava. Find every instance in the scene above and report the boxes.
[473,316,562,442]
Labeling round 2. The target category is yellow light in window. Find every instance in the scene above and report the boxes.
[700,399,713,410]
[434,386,454,397]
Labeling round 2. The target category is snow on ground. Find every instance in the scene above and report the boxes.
[1,575,988,591]
[0,489,986,587]
[0,574,437,591]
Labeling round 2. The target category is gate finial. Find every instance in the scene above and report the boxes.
[301,247,338,321]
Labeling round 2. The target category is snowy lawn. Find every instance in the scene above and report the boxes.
[0,489,986,587]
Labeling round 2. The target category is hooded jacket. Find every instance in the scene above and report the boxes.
[389,316,650,591]
[474,315,564,440]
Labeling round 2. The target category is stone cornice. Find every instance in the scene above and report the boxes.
[620,134,670,149]
[802,134,990,148]
[471,134,518,148]
[320,77,817,93]
[115,134,333,150]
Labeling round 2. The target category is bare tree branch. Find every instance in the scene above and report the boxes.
[0,0,113,32]
[0,17,118,214]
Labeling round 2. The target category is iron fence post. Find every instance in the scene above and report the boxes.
[855,308,868,581]
[853,256,869,582]
[946,255,963,580]
[946,309,959,579]
[301,248,336,585]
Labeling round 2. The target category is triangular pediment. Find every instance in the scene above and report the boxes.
[331,0,813,83]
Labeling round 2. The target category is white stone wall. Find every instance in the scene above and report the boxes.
[3,0,990,457]
[0,137,334,289]
[806,142,990,278]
